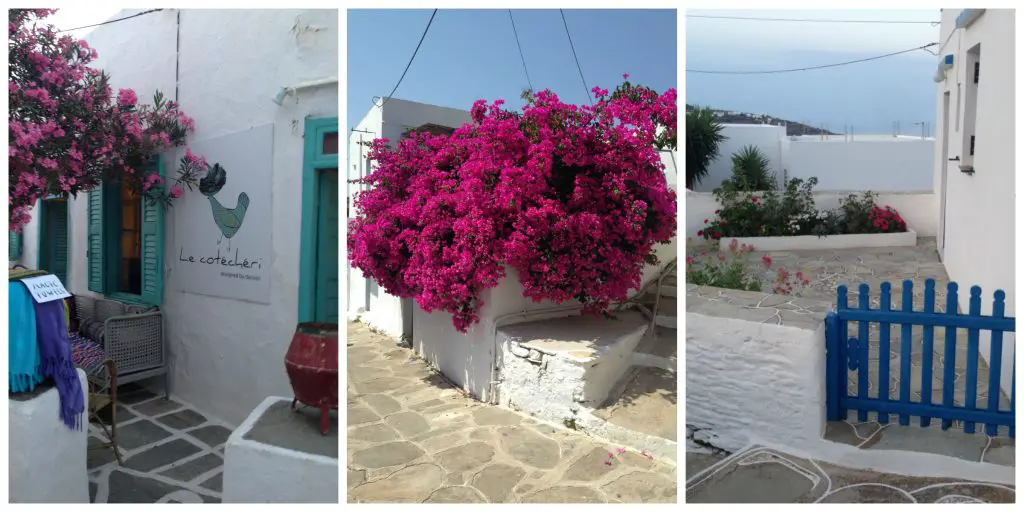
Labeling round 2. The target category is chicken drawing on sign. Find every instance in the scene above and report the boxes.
[199,163,250,250]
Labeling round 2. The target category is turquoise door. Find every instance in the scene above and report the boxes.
[314,169,339,323]
[39,198,69,284]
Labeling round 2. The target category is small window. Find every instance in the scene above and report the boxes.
[322,132,339,155]
[118,184,143,295]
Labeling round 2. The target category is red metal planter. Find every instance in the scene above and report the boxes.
[284,322,338,435]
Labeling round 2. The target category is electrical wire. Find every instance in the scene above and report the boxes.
[687,14,939,25]
[58,9,164,32]
[376,9,438,108]
[688,43,938,75]
[558,9,593,106]
[508,10,534,92]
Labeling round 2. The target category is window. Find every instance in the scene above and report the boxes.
[87,156,164,306]
[118,185,143,294]
[8,231,22,261]
[960,43,981,170]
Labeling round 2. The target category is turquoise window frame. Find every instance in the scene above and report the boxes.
[36,194,70,282]
[92,156,165,306]
[298,116,339,322]
[9,231,23,260]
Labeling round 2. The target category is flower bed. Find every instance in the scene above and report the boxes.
[717,229,917,252]
[697,177,912,251]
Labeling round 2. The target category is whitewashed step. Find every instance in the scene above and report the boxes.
[593,365,677,442]
[642,293,677,329]
[495,311,650,420]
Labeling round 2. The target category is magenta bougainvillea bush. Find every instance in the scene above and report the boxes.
[349,78,678,332]
[9,9,205,231]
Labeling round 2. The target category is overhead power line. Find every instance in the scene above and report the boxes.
[559,9,593,106]
[688,43,938,75]
[58,9,164,32]
[508,10,534,92]
[687,14,939,25]
[377,9,438,108]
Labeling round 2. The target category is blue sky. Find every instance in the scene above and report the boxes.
[686,9,941,135]
[347,9,677,129]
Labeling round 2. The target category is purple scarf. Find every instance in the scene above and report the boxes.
[34,298,85,430]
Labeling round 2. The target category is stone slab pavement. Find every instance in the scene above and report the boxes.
[686,445,1015,503]
[86,384,234,503]
[347,321,677,503]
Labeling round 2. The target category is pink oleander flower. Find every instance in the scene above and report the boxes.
[116,88,137,106]
[9,8,202,230]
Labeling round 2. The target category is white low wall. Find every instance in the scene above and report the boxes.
[787,139,934,192]
[718,230,917,252]
[695,123,933,193]
[222,397,338,504]
[698,124,787,193]
[414,240,675,404]
[686,190,938,242]
[686,295,827,452]
[8,369,89,503]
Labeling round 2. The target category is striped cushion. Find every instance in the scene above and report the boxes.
[70,333,107,374]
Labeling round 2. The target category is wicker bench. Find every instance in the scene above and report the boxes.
[73,295,167,394]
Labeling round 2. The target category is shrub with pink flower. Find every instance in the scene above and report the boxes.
[9,9,206,230]
[349,79,677,332]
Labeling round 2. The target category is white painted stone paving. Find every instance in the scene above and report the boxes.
[686,444,1015,503]
[87,384,234,503]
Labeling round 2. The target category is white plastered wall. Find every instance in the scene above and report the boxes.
[932,9,1015,396]
[20,9,339,425]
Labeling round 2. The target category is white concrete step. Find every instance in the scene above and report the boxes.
[642,294,677,329]
[632,326,677,372]
[593,365,677,441]
[495,311,649,422]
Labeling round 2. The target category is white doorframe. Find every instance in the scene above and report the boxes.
[939,91,951,260]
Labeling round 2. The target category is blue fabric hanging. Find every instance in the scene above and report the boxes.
[9,281,44,393]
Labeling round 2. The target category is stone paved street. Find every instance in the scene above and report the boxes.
[87,384,233,503]
[687,445,1015,503]
[347,322,677,503]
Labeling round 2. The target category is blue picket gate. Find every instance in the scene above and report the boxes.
[825,279,1015,438]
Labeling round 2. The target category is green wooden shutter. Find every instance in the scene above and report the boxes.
[50,202,69,285]
[87,187,105,292]
[9,231,22,261]
[139,157,165,306]
[315,170,340,323]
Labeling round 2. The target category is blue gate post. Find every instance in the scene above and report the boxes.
[825,311,841,421]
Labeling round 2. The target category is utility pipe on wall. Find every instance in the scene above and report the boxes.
[271,76,338,105]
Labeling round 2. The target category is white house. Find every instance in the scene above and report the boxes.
[346,99,474,340]
[348,99,679,407]
[14,9,339,425]
[931,8,1015,395]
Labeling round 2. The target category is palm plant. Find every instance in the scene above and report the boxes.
[685,107,726,189]
[727,145,776,191]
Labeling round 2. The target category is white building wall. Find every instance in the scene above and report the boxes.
[20,9,339,425]
[932,9,1015,395]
